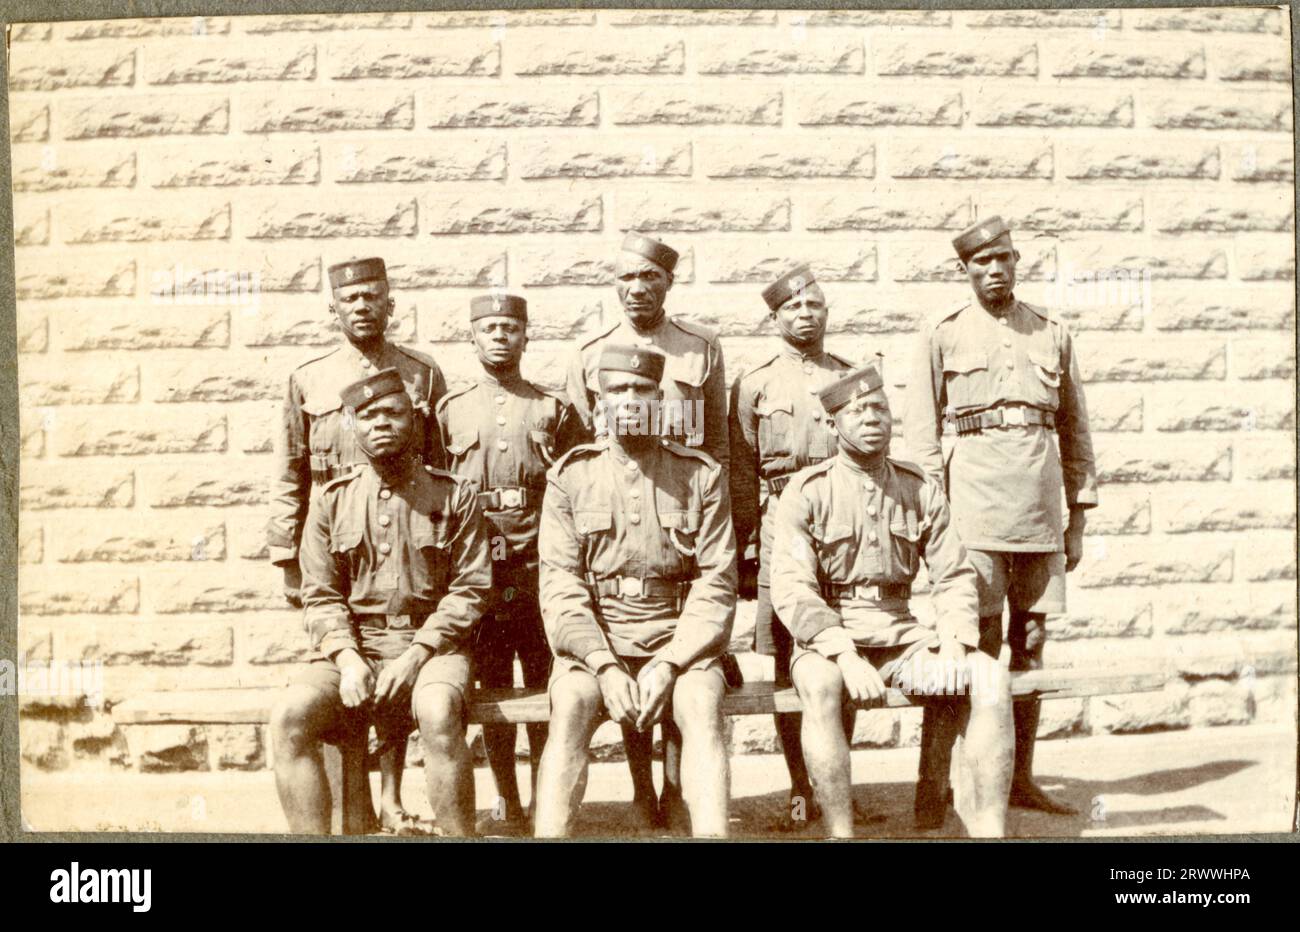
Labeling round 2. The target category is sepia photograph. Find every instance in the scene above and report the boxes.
[3,2,1296,845]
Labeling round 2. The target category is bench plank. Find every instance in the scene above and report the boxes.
[111,666,1169,726]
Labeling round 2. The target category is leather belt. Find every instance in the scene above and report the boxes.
[354,612,429,631]
[590,576,690,600]
[764,473,794,496]
[949,404,1055,437]
[478,486,534,510]
[821,581,912,603]
[310,455,354,486]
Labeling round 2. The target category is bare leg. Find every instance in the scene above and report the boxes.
[951,653,1013,837]
[534,672,603,838]
[914,703,959,829]
[671,670,729,837]
[414,684,473,836]
[377,739,409,829]
[620,725,660,829]
[791,654,853,838]
[270,685,340,835]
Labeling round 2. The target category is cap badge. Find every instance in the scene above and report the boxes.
[631,355,641,369]
[345,266,357,282]
[790,274,806,292]
[363,386,374,399]
[492,294,504,312]
[860,379,873,395]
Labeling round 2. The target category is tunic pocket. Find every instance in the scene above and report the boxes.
[757,397,795,458]
[942,351,991,411]
[529,428,557,468]
[445,426,480,459]
[1027,349,1062,410]
[575,509,615,576]
[887,506,922,578]
[659,509,702,561]
[811,521,856,584]
[411,511,449,597]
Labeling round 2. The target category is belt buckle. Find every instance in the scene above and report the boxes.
[500,488,523,508]
[620,577,643,598]
[1002,407,1026,427]
[387,614,411,630]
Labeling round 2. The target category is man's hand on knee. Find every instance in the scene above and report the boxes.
[635,660,677,732]
[374,644,433,705]
[836,652,886,706]
[337,651,374,708]
[596,664,640,727]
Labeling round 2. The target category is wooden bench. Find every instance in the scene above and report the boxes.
[112,666,1165,834]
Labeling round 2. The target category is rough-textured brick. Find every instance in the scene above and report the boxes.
[790,10,952,27]
[147,43,315,84]
[21,366,140,406]
[1148,92,1290,131]
[1161,488,1295,534]
[515,37,683,75]
[62,202,231,244]
[797,88,961,127]
[1153,194,1294,233]
[55,520,225,563]
[1062,141,1219,180]
[11,148,137,192]
[233,403,278,455]
[11,22,53,40]
[423,88,598,128]
[381,249,509,290]
[146,253,312,299]
[1188,680,1253,727]
[1068,242,1228,280]
[1236,239,1295,281]
[247,196,416,239]
[53,412,227,457]
[1095,439,1232,483]
[891,139,1052,179]
[243,89,413,133]
[419,10,594,28]
[1130,8,1282,33]
[609,10,775,26]
[1048,596,1152,641]
[803,193,969,232]
[1078,386,1143,432]
[17,314,48,353]
[705,241,876,284]
[149,142,319,187]
[1077,541,1232,588]
[610,85,781,126]
[423,192,601,235]
[244,304,418,348]
[515,246,693,288]
[1049,40,1206,79]
[241,617,312,665]
[154,578,288,614]
[121,725,209,773]
[20,576,139,615]
[332,139,504,183]
[1050,300,1144,332]
[618,191,790,233]
[700,138,873,179]
[151,365,279,403]
[329,38,498,79]
[1242,537,1295,582]
[968,9,1119,28]
[1091,685,1191,734]
[972,88,1132,128]
[241,12,411,33]
[14,208,51,247]
[146,467,269,508]
[63,18,232,39]
[1162,587,1296,635]
[60,308,229,351]
[21,721,68,771]
[8,47,136,91]
[20,468,135,510]
[876,39,1036,76]
[208,725,266,770]
[10,102,50,143]
[21,423,45,458]
[1216,45,1290,82]
[1236,436,1297,481]
[988,193,1143,233]
[19,528,44,564]
[517,139,691,180]
[891,240,1056,283]
[1080,340,1226,382]
[1233,339,1296,381]
[1084,491,1151,535]
[1151,383,1293,431]
[1152,287,1295,331]
[62,96,229,139]
[1227,141,1293,182]
[699,36,864,75]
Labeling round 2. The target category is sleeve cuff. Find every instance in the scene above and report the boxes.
[320,630,360,660]
[1067,489,1099,509]
[584,649,619,674]
[810,626,856,660]
[269,545,298,566]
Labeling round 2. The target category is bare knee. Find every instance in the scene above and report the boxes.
[792,657,845,719]
[271,687,330,756]
[414,686,465,749]
[549,673,602,735]
[671,671,724,738]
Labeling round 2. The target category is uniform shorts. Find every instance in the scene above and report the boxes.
[790,631,941,696]
[754,586,795,688]
[473,589,553,690]
[548,651,728,697]
[292,626,473,741]
[967,549,1066,618]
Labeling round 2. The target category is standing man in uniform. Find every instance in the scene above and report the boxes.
[536,346,736,838]
[771,361,1013,838]
[729,264,856,822]
[268,256,448,831]
[270,369,490,836]
[907,216,1098,819]
[566,232,730,826]
[436,293,588,834]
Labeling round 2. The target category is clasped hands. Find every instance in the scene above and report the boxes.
[597,659,678,732]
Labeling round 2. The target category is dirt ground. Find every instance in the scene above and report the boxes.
[21,722,1296,839]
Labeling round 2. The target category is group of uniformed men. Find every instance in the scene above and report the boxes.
[268,215,1098,839]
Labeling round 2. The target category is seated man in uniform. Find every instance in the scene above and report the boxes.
[770,361,1013,838]
[535,345,736,838]
[270,369,491,835]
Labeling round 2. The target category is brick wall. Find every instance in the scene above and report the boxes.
[11,8,1296,774]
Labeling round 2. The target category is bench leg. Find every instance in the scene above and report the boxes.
[324,726,377,835]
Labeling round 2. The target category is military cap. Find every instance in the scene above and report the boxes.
[952,215,1012,262]
[340,368,406,412]
[621,232,679,274]
[818,360,885,414]
[470,293,527,322]
[598,344,666,384]
[762,263,817,312]
[328,257,387,289]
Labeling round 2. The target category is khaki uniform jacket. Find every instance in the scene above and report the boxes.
[729,346,856,579]
[906,298,1098,552]
[435,371,589,583]
[567,313,729,472]
[538,438,736,674]
[269,341,447,566]
[299,459,490,660]
[769,454,980,656]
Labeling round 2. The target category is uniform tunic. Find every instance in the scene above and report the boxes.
[299,458,490,660]
[769,455,980,655]
[906,298,1098,553]
[269,341,447,567]
[567,314,729,472]
[538,438,736,673]
[729,346,855,580]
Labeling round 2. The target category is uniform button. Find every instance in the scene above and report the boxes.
[807,385,820,394]
[868,531,878,544]
[379,542,392,554]
[495,395,506,405]
[812,410,822,420]
[999,317,1009,327]
[863,480,875,492]
[1005,360,1014,370]
[867,504,877,517]
[496,416,506,426]
[379,515,391,527]
[361,359,372,369]
[497,440,509,451]
[630,513,641,524]
[629,488,641,499]
[379,489,392,500]
[626,461,638,472]
[1002,339,1012,348]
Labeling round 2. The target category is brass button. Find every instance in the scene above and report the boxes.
[497,440,509,451]
[495,394,506,405]
[626,461,638,472]
[496,416,506,426]
[379,489,392,500]
[1005,360,1014,370]
[867,504,877,517]
[630,513,641,524]
[629,488,640,499]
[361,359,372,369]
[868,531,878,544]
[1003,339,1012,348]
[379,515,391,527]
[807,385,819,394]
[379,542,392,554]
[999,317,1009,327]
